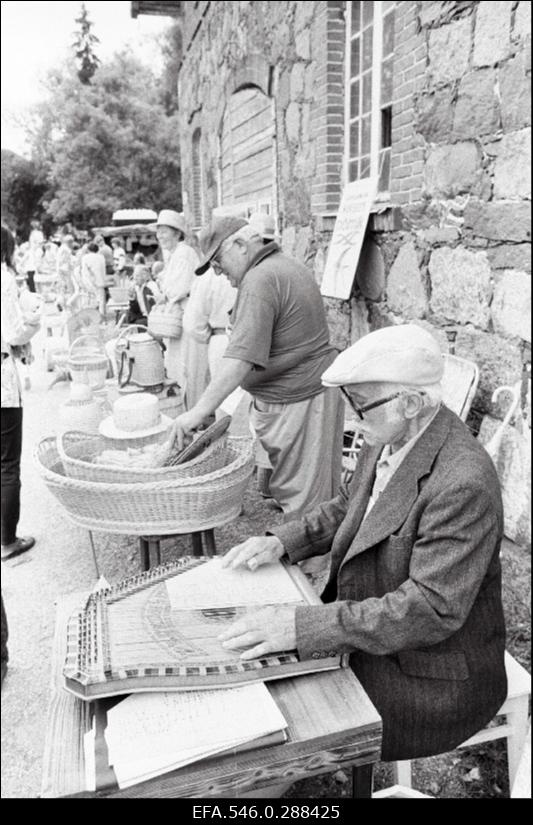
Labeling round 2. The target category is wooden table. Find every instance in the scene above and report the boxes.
[41,593,382,799]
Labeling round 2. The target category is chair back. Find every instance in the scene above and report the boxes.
[441,353,480,421]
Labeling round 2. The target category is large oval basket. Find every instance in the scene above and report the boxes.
[35,435,254,535]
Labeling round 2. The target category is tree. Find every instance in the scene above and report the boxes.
[72,3,100,85]
[159,21,183,115]
[26,52,182,228]
[0,149,48,239]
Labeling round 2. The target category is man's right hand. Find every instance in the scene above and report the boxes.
[221,536,285,571]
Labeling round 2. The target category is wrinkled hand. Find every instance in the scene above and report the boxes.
[221,536,285,571]
[169,409,205,451]
[218,604,297,660]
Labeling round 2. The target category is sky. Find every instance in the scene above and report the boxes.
[1,0,171,157]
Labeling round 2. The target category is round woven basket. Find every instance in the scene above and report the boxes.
[68,335,108,390]
[34,435,254,535]
[57,430,232,483]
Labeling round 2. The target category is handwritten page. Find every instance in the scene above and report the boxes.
[165,557,304,610]
[104,682,287,789]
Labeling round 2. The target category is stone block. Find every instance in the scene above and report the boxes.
[428,17,471,83]
[486,244,531,272]
[386,241,428,318]
[414,89,454,142]
[463,200,531,242]
[478,414,531,546]
[295,29,311,61]
[278,69,291,109]
[285,101,301,143]
[304,61,316,100]
[294,0,316,33]
[452,69,500,138]
[350,298,370,344]
[454,325,523,413]
[294,226,311,263]
[429,246,492,328]
[494,129,532,199]
[499,52,531,132]
[513,1,532,41]
[313,246,326,287]
[474,0,513,67]
[281,225,296,257]
[290,62,305,100]
[419,226,461,245]
[424,143,481,198]
[324,298,351,351]
[417,1,452,29]
[491,270,532,342]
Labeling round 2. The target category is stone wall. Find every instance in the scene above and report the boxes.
[177,0,531,540]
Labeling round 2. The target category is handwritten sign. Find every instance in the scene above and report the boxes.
[320,177,378,300]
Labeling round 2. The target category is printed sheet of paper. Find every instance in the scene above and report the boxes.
[105,682,287,789]
[165,557,304,610]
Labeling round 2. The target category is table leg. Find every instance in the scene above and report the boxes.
[202,529,216,557]
[191,533,203,557]
[352,764,374,798]
[148,537,161,567]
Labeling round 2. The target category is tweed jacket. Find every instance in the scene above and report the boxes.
[271,405,507,761]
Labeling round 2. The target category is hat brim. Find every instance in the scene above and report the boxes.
[99,414,172,440]
[195,258,213,276]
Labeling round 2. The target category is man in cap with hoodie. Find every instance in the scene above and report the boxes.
[219,324,507,767]
[170,215,344,519]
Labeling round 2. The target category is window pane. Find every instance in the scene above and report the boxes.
[383,11,395,56]
[381,57,393,105]
[362,0,374,28]
[362,26,373,71]
[378,148,391,192]
[349,159,359,182]
[350,79,360,119]
[361,114,371,154]
[350,36,360,78]
[362,72,372,114]
[350,119,360,157]
[351,1,361,34]
[360,155,371,178]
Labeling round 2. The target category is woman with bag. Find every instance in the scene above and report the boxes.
[155,210,199,386]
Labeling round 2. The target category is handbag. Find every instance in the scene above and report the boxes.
[148,301,183,339]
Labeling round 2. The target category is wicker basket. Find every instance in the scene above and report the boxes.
[147,303,183,338]
[68,335,109,390]
[56,430,232,483]
[35,435,254,535]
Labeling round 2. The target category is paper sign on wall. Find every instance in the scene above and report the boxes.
[320,177,378,300]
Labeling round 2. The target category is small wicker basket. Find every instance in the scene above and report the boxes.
[68,335,109,390]
[35,435,254,535]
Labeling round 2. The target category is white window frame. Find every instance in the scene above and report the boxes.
[344,1,395,200]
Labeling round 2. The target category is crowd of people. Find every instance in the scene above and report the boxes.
[1,207,508,782]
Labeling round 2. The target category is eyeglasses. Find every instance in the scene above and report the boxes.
[211,239,235,273]
[340,387,404,421]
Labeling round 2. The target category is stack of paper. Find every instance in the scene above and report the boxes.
[84,682,288,790]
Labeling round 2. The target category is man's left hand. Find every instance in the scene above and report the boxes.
[218,605,297,660]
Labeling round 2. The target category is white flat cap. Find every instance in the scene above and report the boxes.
[322,324,444,387]
[156,210,187,234]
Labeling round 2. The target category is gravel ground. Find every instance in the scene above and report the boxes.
[1,325,530,799]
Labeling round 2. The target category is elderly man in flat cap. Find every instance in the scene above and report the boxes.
[220,324,507,767]
[171,215,344,519]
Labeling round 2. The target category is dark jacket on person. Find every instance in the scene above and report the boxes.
[271,405,507,761]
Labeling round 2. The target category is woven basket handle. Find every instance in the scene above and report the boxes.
[114,324,166,354]
[69,334,103,358]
